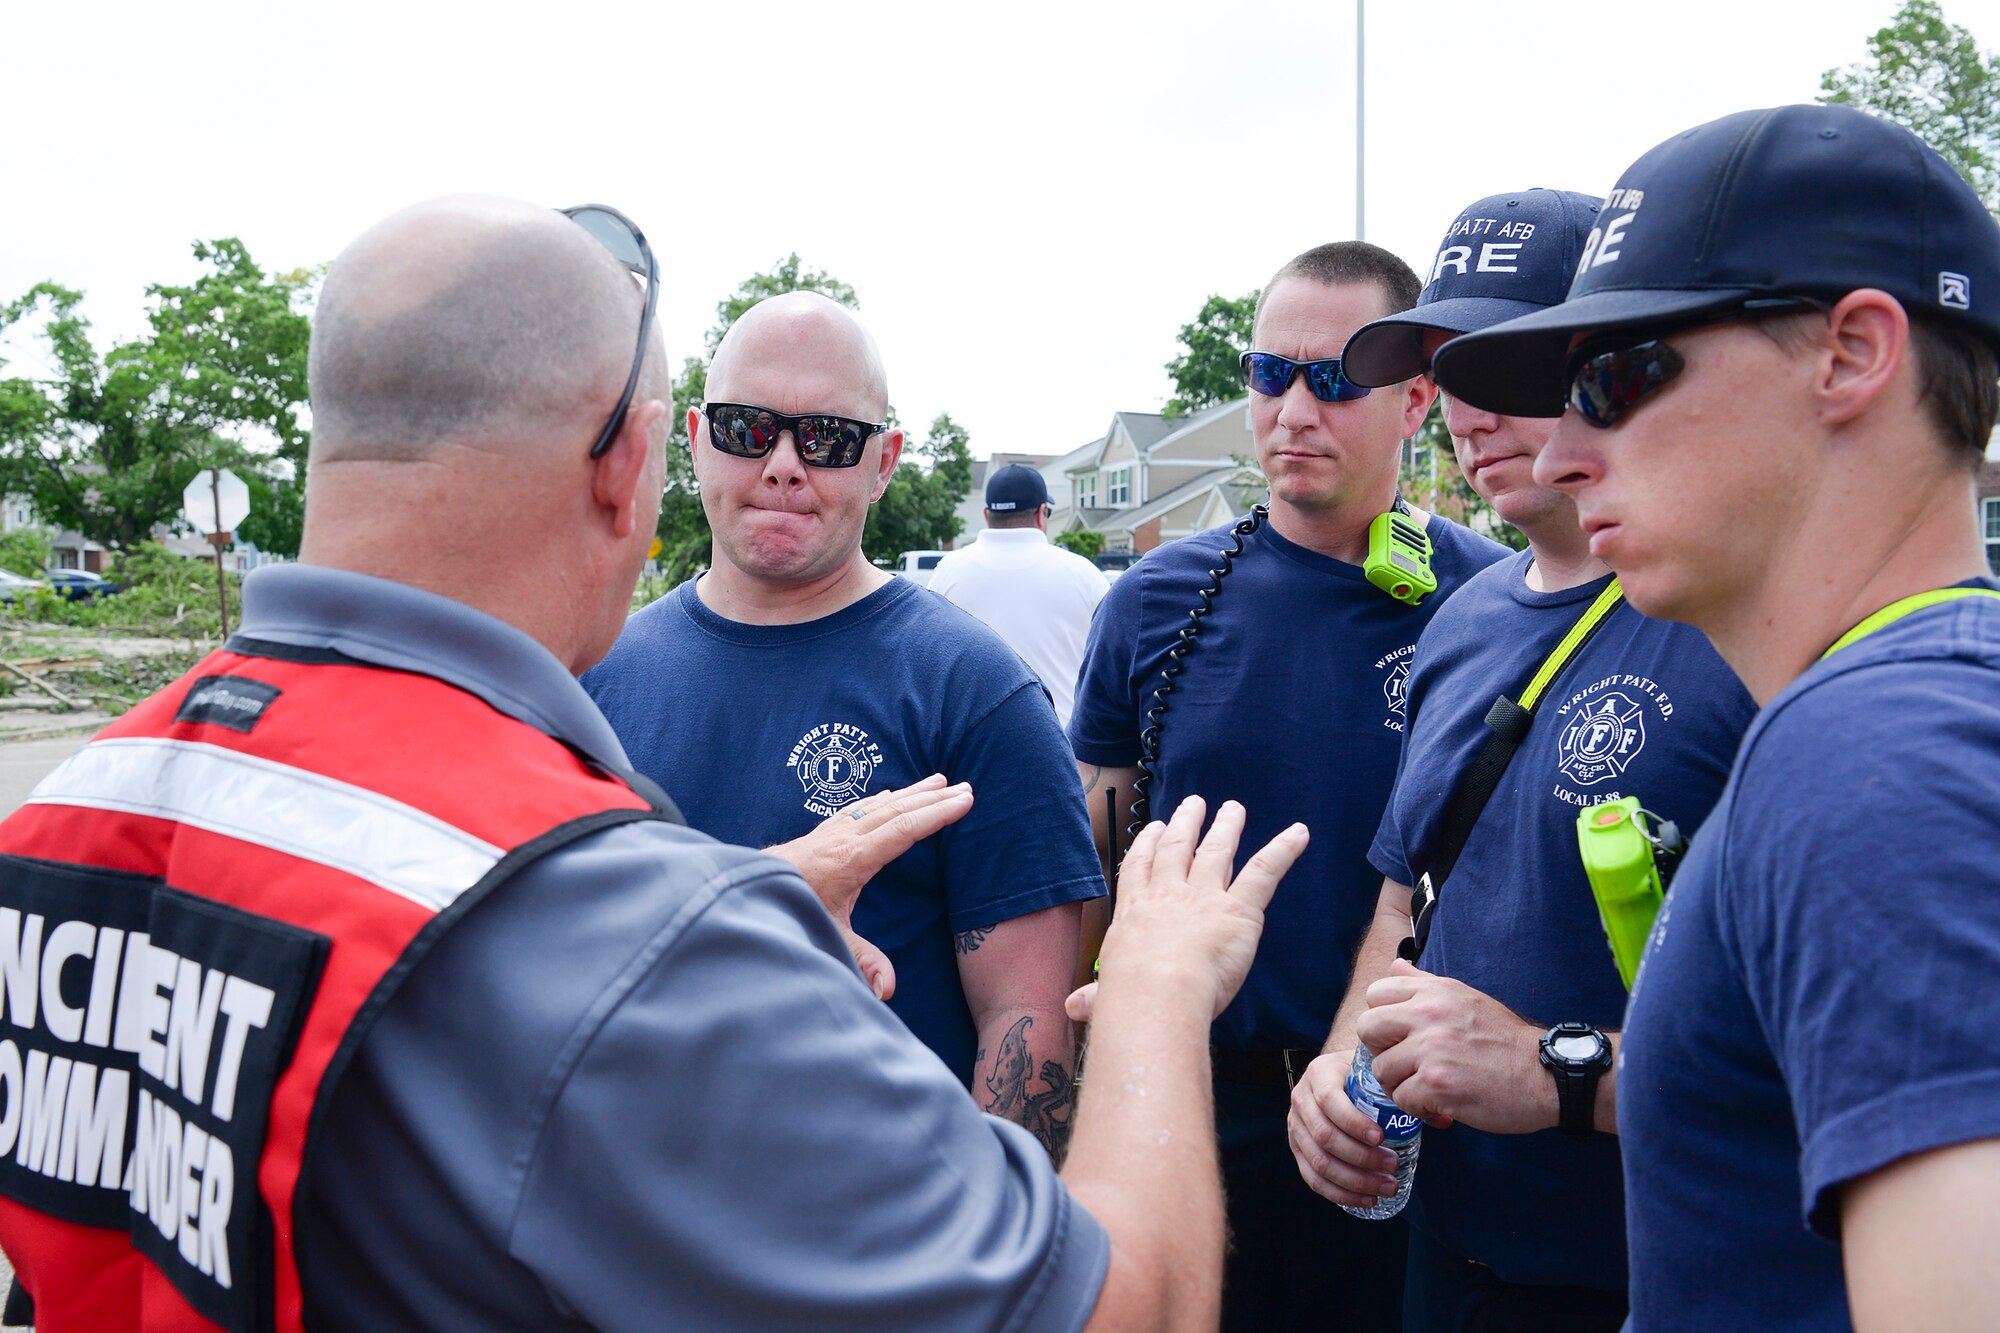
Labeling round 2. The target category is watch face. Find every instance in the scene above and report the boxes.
[1552,1032,1604,1063]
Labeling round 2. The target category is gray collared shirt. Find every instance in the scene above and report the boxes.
[254,565,1109,1330]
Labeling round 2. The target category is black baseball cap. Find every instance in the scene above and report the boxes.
[985,463,1050,512]
[1343,188,1602,397]
[1433,104,2000,418]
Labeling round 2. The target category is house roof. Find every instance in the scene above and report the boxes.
[1073,398,1250,472]
[1094,467,1239,533]
[1118,412,1176,450]
[1149,396,1249,451]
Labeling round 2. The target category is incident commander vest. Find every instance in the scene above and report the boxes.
[0,640,670,1332]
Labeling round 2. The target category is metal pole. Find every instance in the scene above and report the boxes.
[210,468,230,640]
[1356,0,1366,240]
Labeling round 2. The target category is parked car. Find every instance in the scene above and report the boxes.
[42,569,118,601]
[0,570,43,605]
[1094,551,1140,584]
[892,550,948,588]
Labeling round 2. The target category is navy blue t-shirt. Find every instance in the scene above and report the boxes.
[1069,513,1508,1058]
[583,577,1105,1085]
[1621,587,2000,1331]
[1369,551,1753,1289]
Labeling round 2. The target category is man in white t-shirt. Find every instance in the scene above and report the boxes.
[931,463,1108,728]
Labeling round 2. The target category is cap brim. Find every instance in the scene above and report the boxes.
[1432,286,1761,417]
[1344,296,1558,387]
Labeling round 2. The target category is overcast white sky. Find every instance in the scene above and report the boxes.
[4,0,1993,460]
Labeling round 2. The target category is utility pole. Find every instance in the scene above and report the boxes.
[1356,0,1366,240]
[209,468,229,639]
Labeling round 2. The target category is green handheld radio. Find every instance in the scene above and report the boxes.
[1575,797,1683,989]
[1364,509,1436,606]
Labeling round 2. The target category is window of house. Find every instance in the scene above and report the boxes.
[1076,475,1098,509]
[1105,465,1132,507]
[1985,497,2000,574]
[1400,437,1433,479]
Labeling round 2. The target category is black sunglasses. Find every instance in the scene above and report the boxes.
[561,204,660,459]
[1566,298,1828,429]
[1241,351,1373,404]
[703,403,887,469]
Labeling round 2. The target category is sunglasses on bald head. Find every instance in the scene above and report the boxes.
[560,204,660,459]
[703,403,887,469]
[1565,297,1828,429]
[1241,351,1373,404]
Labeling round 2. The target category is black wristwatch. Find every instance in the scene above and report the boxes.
[1539,1022,1612,1137]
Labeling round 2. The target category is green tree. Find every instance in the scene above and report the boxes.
[1398,403,1527,550]
[1820,0,1999,210]
[0,527,52,577]
[1054,528,1105,559]
[1164,291,1257,419]
[863,412,975,563]
[703,254,859,357]
[0,240,314,555]
[657,257,868,582]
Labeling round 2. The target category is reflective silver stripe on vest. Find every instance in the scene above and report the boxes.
[25,736,505,913]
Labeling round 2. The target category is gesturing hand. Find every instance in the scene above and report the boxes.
[1065,796,1306,1024]
[768,774,974,1000]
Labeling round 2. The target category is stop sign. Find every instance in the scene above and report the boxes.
[182,468,251,536]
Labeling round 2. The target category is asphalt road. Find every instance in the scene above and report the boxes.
[0,735,89,813]
[0,730,93,1326]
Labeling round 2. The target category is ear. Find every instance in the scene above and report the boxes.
[593,397,670,538]
[1399,374,1439,439]
[870,427,905,502]
[1815,289,1908,428]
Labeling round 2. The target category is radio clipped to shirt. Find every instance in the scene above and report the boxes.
[1364,507,1437,606]
[1576,796,1684,989]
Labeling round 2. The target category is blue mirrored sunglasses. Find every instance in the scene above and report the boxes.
[1240,351,1372,403]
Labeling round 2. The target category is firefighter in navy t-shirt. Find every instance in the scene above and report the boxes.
[1287,189,1754,1332]
[586,292,1103,1157]
[1432,106,2000,1331]
[1071,241,1508,1331]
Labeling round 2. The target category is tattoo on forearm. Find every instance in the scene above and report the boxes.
[981,1015,1076,1161]
[1080,765,1104,796]
[954,924,996,955]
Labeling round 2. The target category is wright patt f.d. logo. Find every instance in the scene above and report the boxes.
[1375,643,1417,733]
[1384,663,1409,717]
[788,723,887,817]
[1558,691,1647,786]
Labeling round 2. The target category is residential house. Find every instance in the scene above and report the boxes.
[1049,398,1257,554]
[1,494,109,572]
[1976,428,2000,573]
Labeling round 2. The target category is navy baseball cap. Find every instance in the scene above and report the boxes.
[1343,188,1602,396]
[985,463,1050,512]
[1434,104,2000,417]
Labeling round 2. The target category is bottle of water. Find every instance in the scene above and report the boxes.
[1340,1045,1422,1220]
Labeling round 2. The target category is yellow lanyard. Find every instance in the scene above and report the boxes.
[1820,587,2000,659]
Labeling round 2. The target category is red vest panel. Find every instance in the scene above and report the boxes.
[0,646,657,1331]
